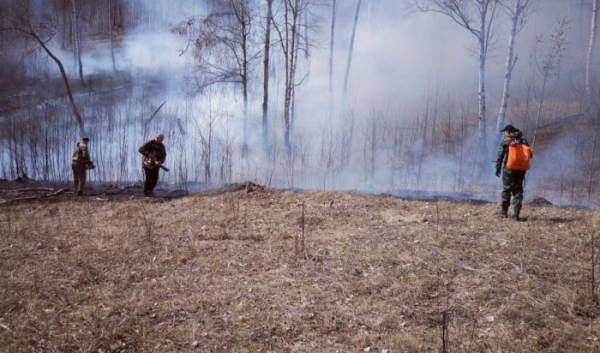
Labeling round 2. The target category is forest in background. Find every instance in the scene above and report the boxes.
[0,0,599,207]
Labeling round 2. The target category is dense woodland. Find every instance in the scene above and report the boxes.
[0,0,599,207]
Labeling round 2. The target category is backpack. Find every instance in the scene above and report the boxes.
[506,139,532,171]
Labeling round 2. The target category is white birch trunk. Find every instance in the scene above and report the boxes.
[586,0,599,106]
[262,0,273,156]
[478,21,488,160]
[495,0,522,145]
[109,0,116,73]
[328,0,337,118]
[71,0,83,83]
[342,0,362,106]
[241,9,249,160]
[283,0,298,157]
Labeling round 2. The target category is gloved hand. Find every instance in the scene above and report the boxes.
[495,168,501,177]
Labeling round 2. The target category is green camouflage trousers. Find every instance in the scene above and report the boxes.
[72,163,87,193]
[502,169,526,206]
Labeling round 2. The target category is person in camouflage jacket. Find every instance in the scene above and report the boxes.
[138,133,166,197]
[72,137,91,196]
[495,125,531,221]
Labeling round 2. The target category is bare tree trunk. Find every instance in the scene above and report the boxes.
[109,0,116,73]
[77,16,83,82]
[495,0,523,146]
[303,6,309,57]
[61,6,69,50]
[290,12,301,144]
[340,108,355,169]
[262,0,274,157]
[71,0,84,84]
[32,30,85,135]
[531,74,550,150]
[283,2,292,157]
[431,81,439,152]
[202,112,214,185]
[342,0,362,106]
[586,0,599,107]
[241,5,249,161]
[282,0,300,158]
[413,0,499,167]
[531,20,568,151]
[417,95,430,185]
[588,109,599,207]
[477,13,488,164]
[328,0,337,118]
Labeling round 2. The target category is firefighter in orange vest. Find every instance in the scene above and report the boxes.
[495,125,532,221]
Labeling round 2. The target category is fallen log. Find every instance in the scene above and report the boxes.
[15,187,55,192]
[6,196,39,203]
[6,188,69,204]
[48,188,68,197]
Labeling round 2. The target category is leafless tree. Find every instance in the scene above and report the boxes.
[530,20,569,150]
[495,0,534,146]
[328,0,337,118]
[588,105,599,206]
[273,0,310,158]
[70,0,84,83]
[108,0,117,73]
[413,0,500,165]
[586,0,599,107]
[262,0,274,157]
[342,0,362,106]
[173,0,258,159]
[1,0,85,135]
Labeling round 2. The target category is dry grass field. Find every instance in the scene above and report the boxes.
[1,184,600,352]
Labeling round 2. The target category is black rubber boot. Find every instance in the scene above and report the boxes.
[495,201,509,218]
[513,204,522,221]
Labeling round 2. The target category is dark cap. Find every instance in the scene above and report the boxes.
[82,137,90,142]
[500,124,516,132]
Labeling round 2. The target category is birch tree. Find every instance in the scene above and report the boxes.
[173,0,257,159]
[342,0,362,106]
[530,20,568,151]
[262,0,274,156]
[273,0,308,158]
[108,0,116,73]
[586,0,599,107]
[328,0,337,118]
[494,0,533,146]
[71,0,84,83]
[413,0,500,164]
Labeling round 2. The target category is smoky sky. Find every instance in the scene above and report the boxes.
[54,0,594,122]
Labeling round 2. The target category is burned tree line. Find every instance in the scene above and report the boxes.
[0,0,599,206]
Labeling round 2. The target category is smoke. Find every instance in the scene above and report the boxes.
[1,0,597,207]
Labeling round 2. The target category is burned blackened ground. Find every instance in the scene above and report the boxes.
[0,179,188,204]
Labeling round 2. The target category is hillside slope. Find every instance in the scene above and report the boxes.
[1,187,599,352]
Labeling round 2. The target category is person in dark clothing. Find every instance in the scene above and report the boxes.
[495,125,532,221]
[138,133,167,197]
[72,137,92,196]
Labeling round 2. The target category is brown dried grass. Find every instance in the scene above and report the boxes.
[1,188,600,352]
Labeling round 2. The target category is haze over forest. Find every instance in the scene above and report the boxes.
[0,0,599,207]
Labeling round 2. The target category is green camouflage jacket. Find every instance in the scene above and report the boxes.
[71,141,90,165]
[138,139,166,167]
